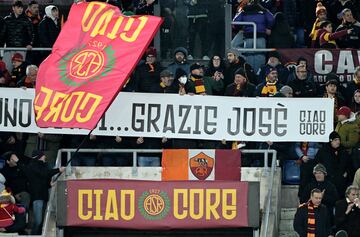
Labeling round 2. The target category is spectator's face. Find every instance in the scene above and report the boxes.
[212,56,221,68]
[283,91,293,98]
[12,60,22,68]
[314,171,325,182]
[191,68,203,77]
[28,68,38,83]
[146,54,156,64]
[234,74,246,85]
[160,76,174,87]
[326,84,337,94]
[227,53,237,64]
[51,8,59,19]
[267,71,278,82]
[8,154,18,167]
[354,71,360,80]
[298,60,307,68]
[0,77,5,85]
[337,114,347,121]
[343,11,354,23]
[318,12,327,21]
[347,190,359,202]
[29,4,39,15]
[354,92,360,103]
[296,68,307,80]
[310,192,322,206]
[12,6,23,16]
[267,57,279,66]
[324,24,333,33]
[175,52,185,62]
[330,138,340,149]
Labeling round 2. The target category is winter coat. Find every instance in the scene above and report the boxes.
[335,114,359,150]
[20,159,60,201]
[293,203,333,237]
[166,47,190,77]
[0,17,5,47]
[315,144,348,197]
[288,77,317,98]
[38,16,60,47]
[294,142,320,160]
[224,57,257,87]
[134,61,164,93]
[187,76,224,95]
[3,13,33,47]
[0,163,29,195]
[184,0,208,18]
[318,28,348,48]
[0,199,25,228]
[224,82,256,97]
[336,21,360,49]
[300,180,339,209]
[335,198,360,237]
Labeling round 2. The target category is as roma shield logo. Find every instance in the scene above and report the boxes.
[189,152,214,180]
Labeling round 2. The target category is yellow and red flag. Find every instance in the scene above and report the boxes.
[34,1,162,129]
[162,150,241,181]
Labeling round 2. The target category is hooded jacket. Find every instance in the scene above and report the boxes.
[39,5,60,47]
[335,113,359,150]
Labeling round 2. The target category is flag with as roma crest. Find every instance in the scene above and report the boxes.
[34,1,162,129]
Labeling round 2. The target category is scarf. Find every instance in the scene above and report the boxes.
[147,63,155,72]
[191,75,206,94]
[301,142,309,155]
[307,200,317,237]
[25,9,41,25]
[160,82,166,88]
[261,81,277,96]
[353,77,360,85]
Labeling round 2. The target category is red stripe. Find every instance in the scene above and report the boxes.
[215,150,241,180]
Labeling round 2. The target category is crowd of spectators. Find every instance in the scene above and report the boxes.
[0,0,360,235]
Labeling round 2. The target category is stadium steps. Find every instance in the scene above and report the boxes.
[278,185,299,237]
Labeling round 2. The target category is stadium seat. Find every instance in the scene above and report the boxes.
[282,160,300,185]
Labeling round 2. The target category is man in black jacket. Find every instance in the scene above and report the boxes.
[335,8,360,49]
[294,188,334,237]
[335,185,360,237]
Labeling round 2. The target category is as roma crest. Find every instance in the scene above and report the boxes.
[189,152,214,180]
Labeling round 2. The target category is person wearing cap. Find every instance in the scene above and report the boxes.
[318,20,352,48]
[187,62,223,95]
[258,51,289,85]
[18,150,65,234]
[315,131,349,198]
[335,106,359,151]
[224,67,255,97]
[223,48,257,89]
[335,8,360,49]
[310,2,328,48]
[132,47,164,93]
[294,188,333,237]
[287,65,317,97]
[3,0,34,71]
[300,163,339,221]
[255,67,283,97]
[9,52,27,87]
[166,47,190,77]
[149,69,179,94]
[335,185,360,237]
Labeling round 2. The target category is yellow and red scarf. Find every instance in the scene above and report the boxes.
[307,200,317,237]
[191,75,205,94]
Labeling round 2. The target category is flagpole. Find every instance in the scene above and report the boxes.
[53,129,94,182]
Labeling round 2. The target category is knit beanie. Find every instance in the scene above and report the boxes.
[316,2,327,16]
[329,131,340,142]
[280,85,293,95]
[227,48,240,58]
[313,163,327,175]
[190,63,202,72]
[265,67,277,76]
[234,68,247,79]
[11,53,24,62]
[145,47,157,57]
[336,106,351,118]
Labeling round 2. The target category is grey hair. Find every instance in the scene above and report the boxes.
[26,65,38,76]
[345,185,359,197]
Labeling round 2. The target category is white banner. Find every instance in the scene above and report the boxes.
[0,88,333,142]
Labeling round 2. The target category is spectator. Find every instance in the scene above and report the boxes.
[184,0,210,60]
[315,131,349,198]
[17,64,37,88]
[232,0,274,72]
[224,68,255,97]
[133,47,164,93]
[346,66,360,105]
[205,55,226,95]
[25,1,41,66]
[0,133,20,157]
[268,12,295,48]
[3,0,34,71]
[310,2,328,48]
[9,53,27,87]
[0,152,30,210]
[187,63,223,95]
[293,188,333,237]
[350,89,360,113]
[39,5,61,59]
[258,51,289,85]
[335,185,360,237]
[278,85,293,97]
[166,47,190,77]
[318,20,352,48]
[336,8,360,49]
[0,60,11,86]
[0,190,26,234]
[329,0,359,27]
[16,150,65,235]
[323,80,346,120]
[300,164,339,221]
[335,106,359,151]
[255,67,283,97]
[350,141,360,176]
[136,0,155,15]
[354,168,360,187]
[295,142,320,200]
[288,65,317,97]
[150,69,177,94]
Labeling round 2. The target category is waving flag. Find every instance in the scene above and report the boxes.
[162,150,241,181]
[34,1,162,129]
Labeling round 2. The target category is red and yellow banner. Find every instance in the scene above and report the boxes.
[66,179,249,229]
[34,2,162,129]
[162,150,241,181]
